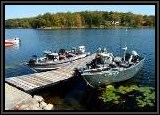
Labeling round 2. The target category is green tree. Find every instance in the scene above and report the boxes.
[74,14,82,27]
[5,11,155,28]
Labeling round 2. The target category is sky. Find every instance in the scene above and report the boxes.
[5,5,155,20]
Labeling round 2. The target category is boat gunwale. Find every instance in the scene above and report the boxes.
[82,57,145,75]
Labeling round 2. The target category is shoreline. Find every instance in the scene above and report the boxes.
[5,26,155,30]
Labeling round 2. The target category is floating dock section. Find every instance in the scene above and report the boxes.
[5,54,95,92]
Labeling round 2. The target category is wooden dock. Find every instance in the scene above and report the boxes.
[5,54,96,92]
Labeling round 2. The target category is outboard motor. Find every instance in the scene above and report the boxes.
[78,46,85,54]
[132,51,138,56]
[48,53,59,61]
[59,49,66,55]
[131,51,139,62]
[128,51,140,64]
[28,59,36,66]
[125,53,131,61]
[102,48,107,53]
[97,48,102,54]
[71,47,76,54]
[28,55,37,66]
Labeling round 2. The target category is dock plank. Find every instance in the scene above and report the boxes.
[5,79,31,91]
[18,76,45,86]
[5,54,96,91]
[19,74,51,85]
[8,78,38,91]
[35,73,68,82]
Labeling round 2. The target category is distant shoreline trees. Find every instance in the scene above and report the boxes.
[5,11,155,29]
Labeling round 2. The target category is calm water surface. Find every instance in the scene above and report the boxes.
[5,28,155,110]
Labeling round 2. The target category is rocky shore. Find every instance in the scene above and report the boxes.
[5,83,54,110]
[11,95,54,110]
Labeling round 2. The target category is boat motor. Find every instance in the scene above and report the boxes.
[103,48,107,53]
[71,47,76,54]
[124,53,131,61]
[78,46,85,54]
[132,51,138,56]
[59,49,66,55]
[97,48,102,54]
[28,55,38,66]
[131,51,139,62]
[28,59,36,66]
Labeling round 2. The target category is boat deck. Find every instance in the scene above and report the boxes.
[5,54,95,92]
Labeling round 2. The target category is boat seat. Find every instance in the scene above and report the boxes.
[109,63,117,68]
[120,62,129,68]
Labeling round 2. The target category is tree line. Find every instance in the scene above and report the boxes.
[5,11,155,29]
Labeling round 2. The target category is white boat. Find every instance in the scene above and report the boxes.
[5,37,21,45]
[27,46,90,71]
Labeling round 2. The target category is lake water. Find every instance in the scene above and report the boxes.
[5,28,155,110]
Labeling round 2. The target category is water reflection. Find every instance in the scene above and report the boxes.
[5,43,21,50]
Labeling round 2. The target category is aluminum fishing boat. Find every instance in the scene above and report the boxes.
[80,47,145,87]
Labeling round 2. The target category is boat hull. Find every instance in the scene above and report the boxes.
[5,38,20,47]
[5,39,20,44]
[5,43,14,47]
[82,58,145,87]
[29,54,88,71]
[31,61,70,71]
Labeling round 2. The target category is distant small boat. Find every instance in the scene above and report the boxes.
[5,37,21,45]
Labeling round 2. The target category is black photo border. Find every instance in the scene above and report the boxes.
[1,0,159,114]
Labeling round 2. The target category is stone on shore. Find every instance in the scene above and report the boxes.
[43,104,54,110]
[40,101,47,108]
[5,83,54,110]
[33,95,44,102]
